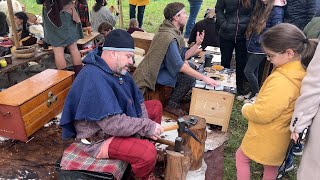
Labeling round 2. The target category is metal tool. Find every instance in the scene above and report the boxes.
[162,117,202,144]
[156,137,183,152]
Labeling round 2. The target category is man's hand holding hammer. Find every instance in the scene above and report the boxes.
[149,123,164,140]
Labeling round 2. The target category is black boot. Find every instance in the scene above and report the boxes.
[73,65,83,77]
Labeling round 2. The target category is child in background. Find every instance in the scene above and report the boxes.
[97,22,113,42]
[239,0,285,103]
[79,21,113,56]
[127,18,144,34]
[188,8,219,50]
[236,23,318,180]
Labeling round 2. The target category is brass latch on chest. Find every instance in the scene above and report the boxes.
[47,91,58,107]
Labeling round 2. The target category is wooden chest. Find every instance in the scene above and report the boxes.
[131,31,154,54]
[0,69,74,142]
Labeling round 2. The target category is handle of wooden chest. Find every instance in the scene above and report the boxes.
[47,91,58,107]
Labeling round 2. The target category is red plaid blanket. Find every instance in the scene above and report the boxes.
[60,142,128,180]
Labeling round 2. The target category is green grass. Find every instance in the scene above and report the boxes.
[18,0,298,179]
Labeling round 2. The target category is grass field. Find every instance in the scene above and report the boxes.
[18,0,297,179]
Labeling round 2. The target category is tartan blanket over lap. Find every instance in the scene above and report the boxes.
[60,142,128,180]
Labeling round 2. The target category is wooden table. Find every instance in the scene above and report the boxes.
[0,50,52,75]
[131,31,154,54]
[77,32,99,49]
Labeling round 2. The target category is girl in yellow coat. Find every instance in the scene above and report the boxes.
[236,23,319,180]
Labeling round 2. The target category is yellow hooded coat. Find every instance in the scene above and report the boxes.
[129,0,150,6]
[241,60,306,166]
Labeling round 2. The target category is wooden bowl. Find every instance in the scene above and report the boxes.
[14,46,36,54]
[14,52,35,59]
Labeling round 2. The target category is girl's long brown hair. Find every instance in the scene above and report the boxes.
[246,0,274,38]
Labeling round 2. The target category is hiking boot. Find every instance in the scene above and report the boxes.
[292,143,304,156]
[164,106,187,117]
[278,155,294,179]
[236,92,252,101]
[243,94,257,104]
[284,154,294,172]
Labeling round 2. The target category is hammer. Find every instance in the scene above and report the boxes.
[163,117,202,144]
[156,137,183,152]
[163,118,186,132]
[163,117,198,132]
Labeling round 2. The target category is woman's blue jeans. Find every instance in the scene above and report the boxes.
[184,1,202,38]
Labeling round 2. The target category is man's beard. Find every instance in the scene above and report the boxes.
[120,67,128,75]
[115,56,130,75]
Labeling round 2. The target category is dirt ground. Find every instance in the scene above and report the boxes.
[0,123,224,180]
[0,124,73,179]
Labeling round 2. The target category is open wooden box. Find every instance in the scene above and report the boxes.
[189,88,235,132]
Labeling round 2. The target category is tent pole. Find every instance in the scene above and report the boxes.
[118,0,124,28]
[7,0,20,47]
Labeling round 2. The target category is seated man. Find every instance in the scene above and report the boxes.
[133,2,217,117]
[60,29,164,180]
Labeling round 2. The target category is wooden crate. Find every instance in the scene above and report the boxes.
[131,31,154,54]
[189,88,235,132]
[0,69,74,142]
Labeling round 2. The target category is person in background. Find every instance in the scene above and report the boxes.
[188,8,219,50]
[303,9,320,39]
[284,0,318,30]
[133,2,217,117]
[129,0,149,28]
[96,21,113,46]
[75,0,90,28]
[85,22,113,57]
[60,29,163,180]
[14,11,37,46]
[240,0,285,104]
[215,0,254,97]
[0,11,9,36]
[127,18,144,34]
[289,43,320,180]
[90,0,119,32]
[184,0,203,39]
[36,0,84,76]
[236,23,318,180]
[98,22,113,38]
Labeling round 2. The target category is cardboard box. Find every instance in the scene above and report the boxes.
[189,88,235,132]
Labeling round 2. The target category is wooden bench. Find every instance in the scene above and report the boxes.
[77,32,99,50]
